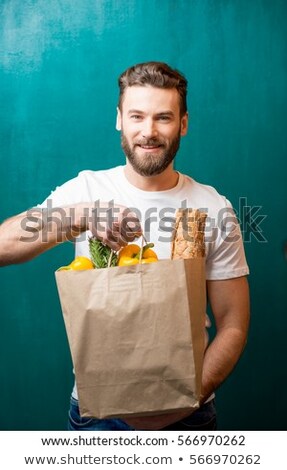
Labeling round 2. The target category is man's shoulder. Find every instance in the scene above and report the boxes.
[180,173,230,210]
[38,165,124,206]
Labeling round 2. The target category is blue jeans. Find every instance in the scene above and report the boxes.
[67,396,217,431]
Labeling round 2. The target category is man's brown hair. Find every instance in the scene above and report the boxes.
[118,61,188,116]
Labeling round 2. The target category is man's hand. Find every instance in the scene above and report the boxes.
[89,202,142,251]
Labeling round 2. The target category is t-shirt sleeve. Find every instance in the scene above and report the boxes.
[36,172,90,208]
[35,172,94,258]
[205,199,249,280]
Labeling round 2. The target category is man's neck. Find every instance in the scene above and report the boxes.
[124,163,179,191]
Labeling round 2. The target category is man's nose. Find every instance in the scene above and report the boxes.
[141,118,158,139]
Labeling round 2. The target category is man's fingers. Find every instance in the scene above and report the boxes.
[90,204,142,250]
[120,212,142,241]
[105,228,127,251]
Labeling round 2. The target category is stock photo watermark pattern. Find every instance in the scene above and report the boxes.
[19,197,267,245]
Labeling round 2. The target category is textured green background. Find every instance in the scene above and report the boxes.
[0,0,286,430]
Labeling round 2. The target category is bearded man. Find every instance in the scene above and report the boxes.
[0,62,249,431]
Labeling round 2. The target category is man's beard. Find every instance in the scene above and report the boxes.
[121,131,181,177]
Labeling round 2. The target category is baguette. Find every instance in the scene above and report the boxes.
[171,208,207,259]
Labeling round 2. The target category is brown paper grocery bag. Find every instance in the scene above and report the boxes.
[55,258,206,419]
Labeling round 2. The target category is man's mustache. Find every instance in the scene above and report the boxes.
[134,139,165,146]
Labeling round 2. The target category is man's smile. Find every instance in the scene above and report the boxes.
[135,140,165,152]
[136,144,163,151]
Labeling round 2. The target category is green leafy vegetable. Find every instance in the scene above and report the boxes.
[89,237,118,268]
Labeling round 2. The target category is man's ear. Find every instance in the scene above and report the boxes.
[180,112,188,136]
[116,107,122,131]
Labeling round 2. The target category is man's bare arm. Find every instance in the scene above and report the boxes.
[0,203,141,266]
[0,204,88,266]
[200,276,250,403]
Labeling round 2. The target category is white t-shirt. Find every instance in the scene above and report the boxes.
[39,165,249,280]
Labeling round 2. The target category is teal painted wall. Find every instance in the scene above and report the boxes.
[0,0,286,430]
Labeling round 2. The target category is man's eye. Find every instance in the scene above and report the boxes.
[158,116,171,121]
[130,115,142,120]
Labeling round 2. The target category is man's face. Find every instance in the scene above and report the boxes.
[116,86,188,177]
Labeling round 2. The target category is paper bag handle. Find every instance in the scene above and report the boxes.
[107,234,148,267]
[138,234,148,262]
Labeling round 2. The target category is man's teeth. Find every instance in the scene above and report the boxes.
[140,145,160,148]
